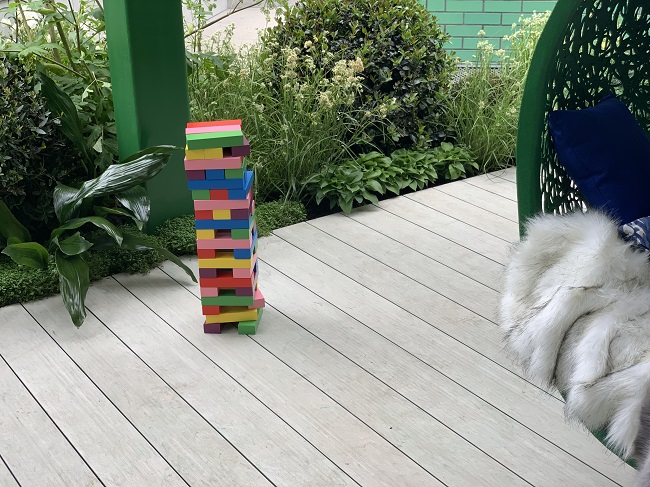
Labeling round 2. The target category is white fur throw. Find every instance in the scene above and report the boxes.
[500,210,650,459]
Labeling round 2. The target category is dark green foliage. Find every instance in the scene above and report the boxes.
[0,226,163,308]
[0,55,85,241]
[155,214,198,256]
[256,201,307,237]
[263,0,455,153]
[0,200,307,308]
[306,144,478,213]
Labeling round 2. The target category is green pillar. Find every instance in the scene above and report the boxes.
[104,0,192,230]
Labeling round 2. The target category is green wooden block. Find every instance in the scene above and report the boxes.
[231,215,256,239]
[238,308,263,335]
[192,190,211,200]
[225,168,245,179]
[186,131,245,150]
[202,291,254,307]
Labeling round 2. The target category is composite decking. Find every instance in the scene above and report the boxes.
[0,168,637,487]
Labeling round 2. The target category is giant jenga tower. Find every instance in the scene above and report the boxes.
[184,120,265,334]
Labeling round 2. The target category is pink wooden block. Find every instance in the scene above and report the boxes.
[185,124,241,135]
[196,234,252,250]
[248,289,265,309]
[200,287,219,297]
[193,190,252,210]
[233,254,257,278]
[184,156,244,170]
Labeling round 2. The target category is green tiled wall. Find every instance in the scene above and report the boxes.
[421,0,556,61]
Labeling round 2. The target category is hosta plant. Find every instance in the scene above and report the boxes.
[306,144,477,214]
[0,146,197,327]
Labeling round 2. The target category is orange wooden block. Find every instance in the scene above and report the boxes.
[195,209,213,220]
[202,305,221,315]
[197,249,217,259]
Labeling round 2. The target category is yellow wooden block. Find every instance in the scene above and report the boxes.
[213,209,231,220]
[185,146,205,160]
[196,229,215,240]
[198,252,252,269]
[203,147,224,158]
[205,308,258,324]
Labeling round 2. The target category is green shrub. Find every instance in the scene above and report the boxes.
[1,0,118,175]
[262,0,455,153]
[446,12,550,171]
[0,55,84,241]
[306,144,477,213]
[156,214,198,255]
[256,201,307,237]
[189,29,381,202]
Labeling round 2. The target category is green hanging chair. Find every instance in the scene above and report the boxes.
[515,0,650,466]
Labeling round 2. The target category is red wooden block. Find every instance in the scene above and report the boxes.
[197,249,217,259]
[202,305,221,315]
[186,170,206,180]
[200,273,255,289]
[194,210,214,220]
[210,189,229,200]
[187,119,241,128]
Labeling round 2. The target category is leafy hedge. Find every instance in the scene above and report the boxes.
[0,200,307,308]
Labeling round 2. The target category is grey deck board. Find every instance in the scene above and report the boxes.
[0,357,100,487]
[0,459,18,487]
[0,171,636,486]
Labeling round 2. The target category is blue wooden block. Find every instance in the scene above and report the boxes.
[195,176,246,190]
[195,216,253,230]
[228,171,254,199]
[205,169,225,180]
[233,230,258,259]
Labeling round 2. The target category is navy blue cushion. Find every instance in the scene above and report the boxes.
[548,94,650,223]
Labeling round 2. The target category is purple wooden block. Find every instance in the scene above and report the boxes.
[231,137,250,157]
[203,322,223,334]
[199,268,218,278]
[186,170,206,180]
[230,208,250,220]
[235,287,254,296]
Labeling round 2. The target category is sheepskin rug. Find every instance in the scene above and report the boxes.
[499,210,650,460]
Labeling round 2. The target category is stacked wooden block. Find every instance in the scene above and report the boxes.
[184,119,265,335]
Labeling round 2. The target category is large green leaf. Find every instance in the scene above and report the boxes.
[0,201,31,244]
[50,216,123,246]
[53,184,80,223]
[55,146,179,222]
[2,242,50,269]
[115,186,150,230]
[37,71,92,164]
[120,233,197,283]
[55,250,90,327]
[52,232,94,256]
